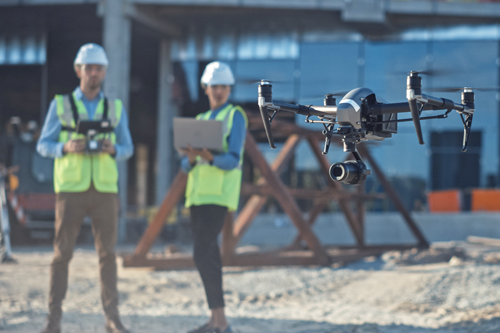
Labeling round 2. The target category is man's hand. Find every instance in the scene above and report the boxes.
[101,139,116,156]
[63,139,86,154]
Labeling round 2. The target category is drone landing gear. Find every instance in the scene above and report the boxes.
[329,141,371,185]
[461,113,473,153]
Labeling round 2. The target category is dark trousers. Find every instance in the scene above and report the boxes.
[190,204,228,309]
[48,185,119,322]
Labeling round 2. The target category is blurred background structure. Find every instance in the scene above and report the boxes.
[1,0,500,243]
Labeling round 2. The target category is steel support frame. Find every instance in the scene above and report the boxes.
[123,128,428,270]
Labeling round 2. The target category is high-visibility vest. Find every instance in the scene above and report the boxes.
[53,92,122,193]
[185,104,248,211]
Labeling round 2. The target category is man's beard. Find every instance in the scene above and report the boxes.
[87,80,102,91]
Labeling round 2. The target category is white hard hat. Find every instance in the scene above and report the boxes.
[74,43,109,66]
[200,61,235,86]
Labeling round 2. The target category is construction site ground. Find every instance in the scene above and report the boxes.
[2,238,500,333]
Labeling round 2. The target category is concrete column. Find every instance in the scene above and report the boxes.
[102,0,132,242]
[156,39,177,205]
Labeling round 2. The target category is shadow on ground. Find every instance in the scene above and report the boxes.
[3,313,500,333]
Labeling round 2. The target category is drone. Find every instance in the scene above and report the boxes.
[257,71,475,185]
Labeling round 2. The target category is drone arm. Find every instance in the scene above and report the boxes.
[369,97,472,116]
[273,101,337,117]
[420,94,473,114]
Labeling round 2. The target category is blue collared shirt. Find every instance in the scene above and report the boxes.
[37,87,134,161]
[181,102,247,172]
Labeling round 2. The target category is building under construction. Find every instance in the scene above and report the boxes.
[1,0,500,240]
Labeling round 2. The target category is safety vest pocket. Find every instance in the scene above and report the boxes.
[57,154,83,183]
[197,165,224,196]
[98,154,119,183]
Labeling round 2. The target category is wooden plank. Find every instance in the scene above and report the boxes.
[231,134,301,251]
[357,144,429,248]
[306,136,364,246]
[133,171,188,256]
[244,134,330,265]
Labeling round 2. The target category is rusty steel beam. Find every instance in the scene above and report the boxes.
[244,134,330,265]
[357,144,429,248]
[123,245,413,271]
[231,133,302,251]
[356,182,366,247]
[287,201,327,250]
[306,136,364,246]
[240,183,384,201]
[133,171,188,257]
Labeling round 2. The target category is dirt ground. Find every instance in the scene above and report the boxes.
[2,244,500,333]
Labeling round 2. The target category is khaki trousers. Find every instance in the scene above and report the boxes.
[48,185,119,322]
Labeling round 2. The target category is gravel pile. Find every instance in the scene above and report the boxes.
[2,245,500,332]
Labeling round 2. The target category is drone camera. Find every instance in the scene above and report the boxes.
[329,160,371,185]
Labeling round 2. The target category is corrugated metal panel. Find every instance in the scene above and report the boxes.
[171,30,299,61]
[0,34,46,65]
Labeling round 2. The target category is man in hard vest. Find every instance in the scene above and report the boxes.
[37,43,133,333]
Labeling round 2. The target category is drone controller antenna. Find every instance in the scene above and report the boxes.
[407,72,425,145]
[460,88,475,152]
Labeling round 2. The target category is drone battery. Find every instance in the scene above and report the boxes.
[376,112,397,135]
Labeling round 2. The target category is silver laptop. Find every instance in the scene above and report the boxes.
[173,117,224,152]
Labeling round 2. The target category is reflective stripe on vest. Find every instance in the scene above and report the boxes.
[54,93,122,193]
[185,104,248,211]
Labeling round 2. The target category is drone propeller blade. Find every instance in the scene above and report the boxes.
[237,78,291,85]
[408,99,425,145]
[427,86,500,93]
[425,87,464,93]
[301,90,350,100]
[392,69,452,77]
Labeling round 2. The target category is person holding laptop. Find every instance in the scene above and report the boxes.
[180,61,247,333]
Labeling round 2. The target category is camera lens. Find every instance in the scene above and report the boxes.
[330,164,345,179]
[329,161,368,185]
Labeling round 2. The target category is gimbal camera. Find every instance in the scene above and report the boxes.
[258,71,475,185]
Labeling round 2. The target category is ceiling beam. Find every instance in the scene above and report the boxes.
[124,2,183,38]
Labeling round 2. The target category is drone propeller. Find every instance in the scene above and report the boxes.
[237,78,291,85]
[392,69,452,77]
[426,86,500,93]
[301,90,351,101]
[408,69,451,76]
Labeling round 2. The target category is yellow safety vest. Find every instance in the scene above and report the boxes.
[185,104,248,211]
[53,92,122,193]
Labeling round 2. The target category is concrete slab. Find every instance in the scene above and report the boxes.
[240,212,500,248]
